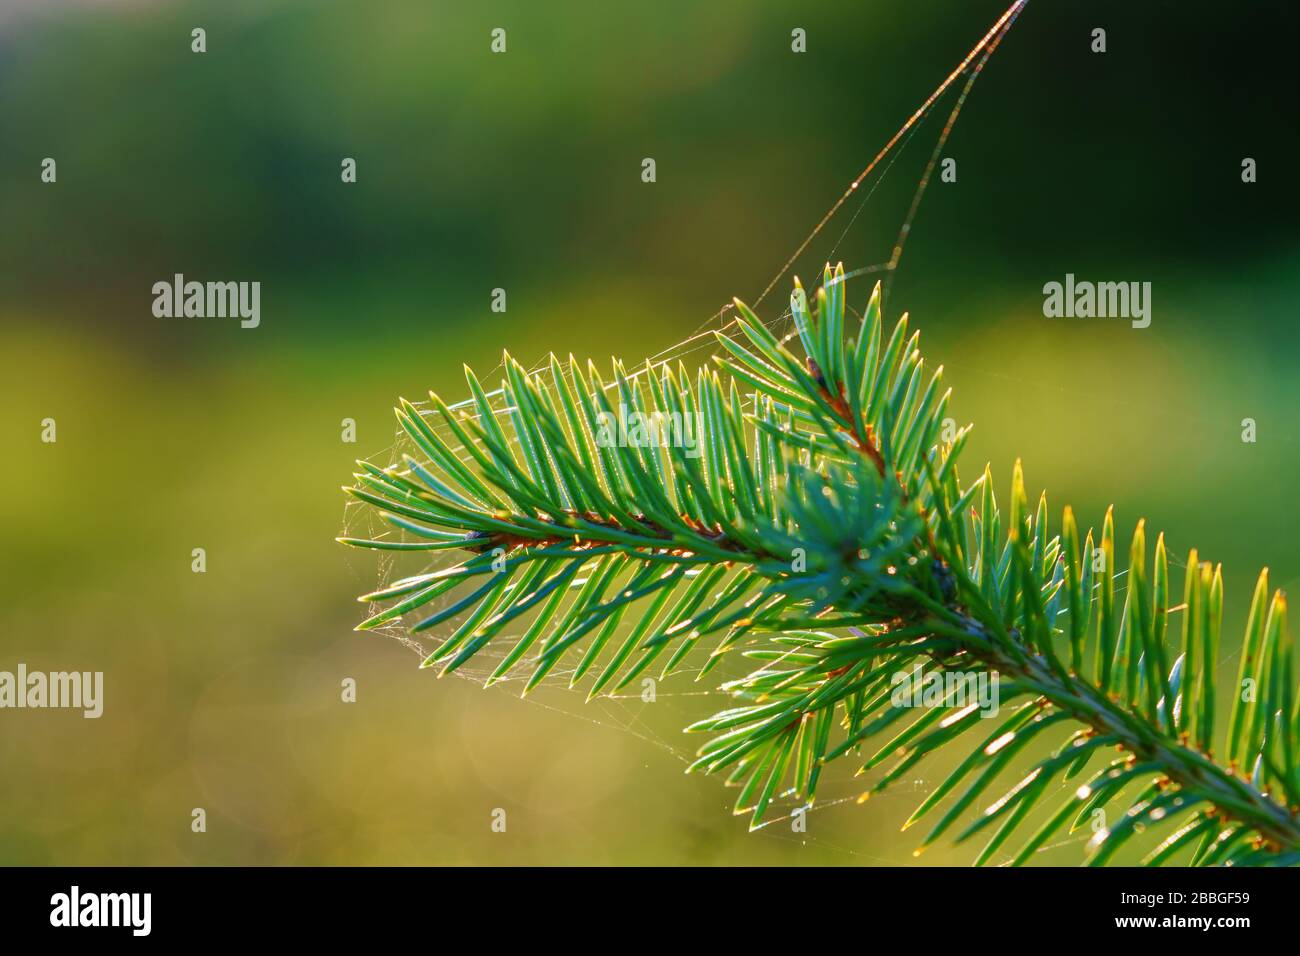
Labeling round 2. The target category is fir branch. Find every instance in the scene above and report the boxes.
[340,265,1299,866]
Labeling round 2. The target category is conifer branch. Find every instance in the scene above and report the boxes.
[340,267,1300,866]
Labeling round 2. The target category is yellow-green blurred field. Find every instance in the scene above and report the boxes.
[2,0,1298,865]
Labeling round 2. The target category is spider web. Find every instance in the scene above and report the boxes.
[339,0,1034,860]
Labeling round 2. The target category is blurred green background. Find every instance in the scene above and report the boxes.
[2,0,1298,865]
